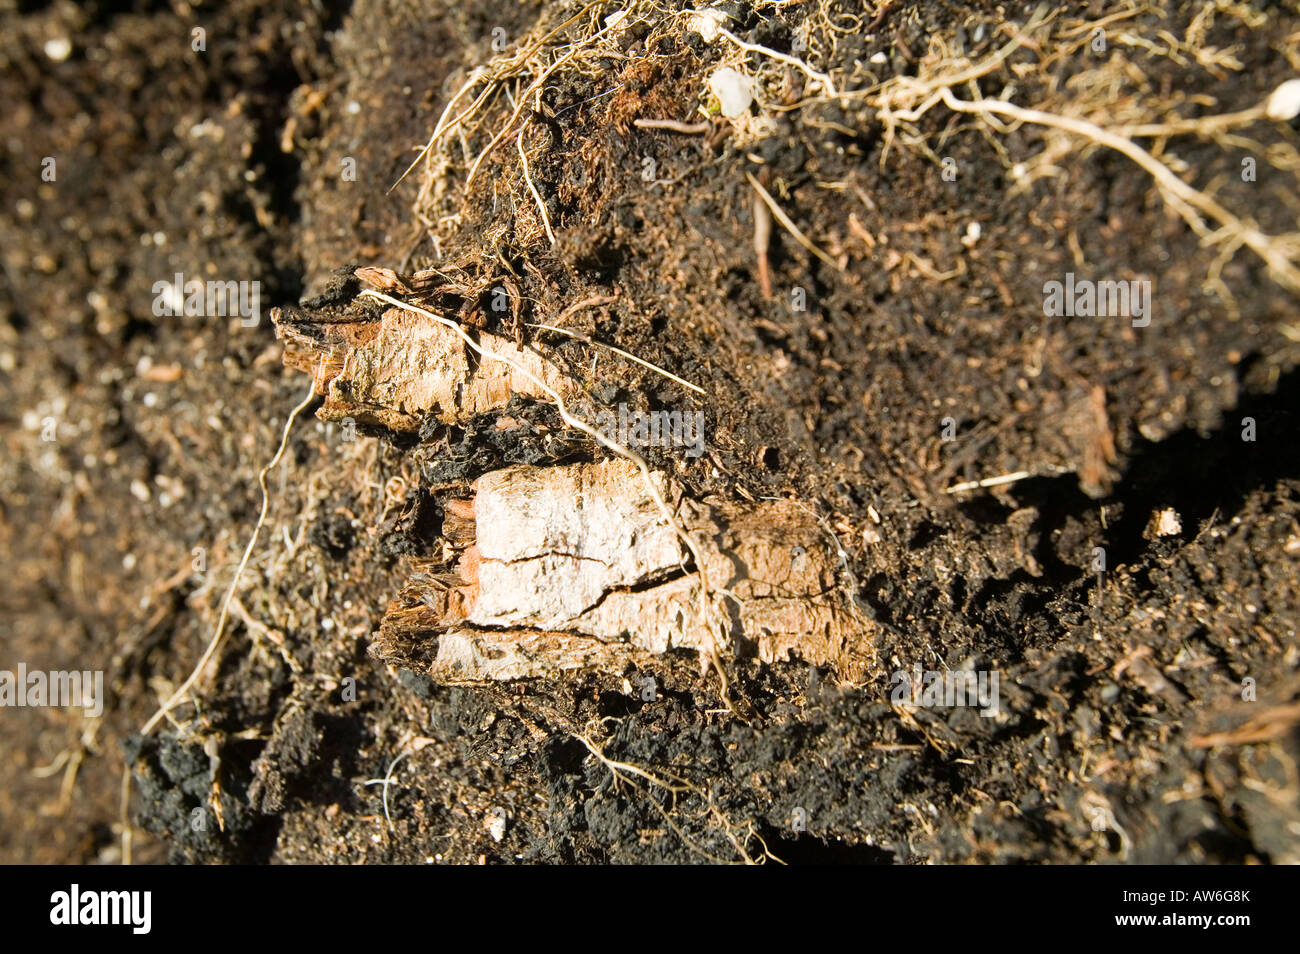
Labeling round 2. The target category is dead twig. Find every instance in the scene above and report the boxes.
[746,172,843,274]
[945,471,1033,494]
[517,125,556,245]
[633,117,711,134]
[1191,703,1300,748]
[528,316,705,394]
[752,177,773,299]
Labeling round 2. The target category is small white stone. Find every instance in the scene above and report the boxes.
[869,51,888,65]
[1266,79,1300,122]
[44,37,72,62]
[709,67,753,118]
[1151,508,1182,537]
[687,9,729,43]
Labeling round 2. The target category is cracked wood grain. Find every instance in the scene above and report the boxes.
[375,460,874,682]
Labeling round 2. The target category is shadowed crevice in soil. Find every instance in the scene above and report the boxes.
[925,364,1300,661]
[757,829,897,864]
[1102,366,1300,567]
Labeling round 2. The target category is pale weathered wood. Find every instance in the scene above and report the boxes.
[277,275,874,683]
[378,460,874,682]
[273,300,575,432]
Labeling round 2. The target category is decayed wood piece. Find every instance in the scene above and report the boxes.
[271,297,574,433]
[276,273,874,682]
[377,460,873,682]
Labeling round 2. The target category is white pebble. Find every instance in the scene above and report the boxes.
[1151,508,1182,537]
[688,9,729,43]
[709,67,753,118]
[1266,79,1300,122]
[44,37,72,62]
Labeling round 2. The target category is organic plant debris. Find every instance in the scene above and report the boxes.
[2,0,1300,868]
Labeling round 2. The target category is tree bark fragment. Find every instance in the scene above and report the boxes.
[376,460,874,682]
[275,282,875,683]
[273,298,574,433]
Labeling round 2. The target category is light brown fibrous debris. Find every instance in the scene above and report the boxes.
[276,280,873,684]
[374,459,874,683]
[272,300,575,433]
[353,265,411,295]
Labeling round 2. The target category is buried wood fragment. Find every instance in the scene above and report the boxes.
[374,459,874,683]
[271,296,575,433]
[275,277,873,683]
